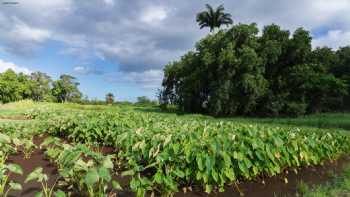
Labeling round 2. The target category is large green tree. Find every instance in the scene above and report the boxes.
[29,72,53,101]
[333,47,350,109]
[52,74,82,103]
[0,69,23,103]
[0,69,83,104]
[161,23,349,117]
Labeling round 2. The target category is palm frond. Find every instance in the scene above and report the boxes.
[196,4,233,31]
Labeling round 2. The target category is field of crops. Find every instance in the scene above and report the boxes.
[1,101,350,197]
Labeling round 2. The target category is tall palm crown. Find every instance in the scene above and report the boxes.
[196,4,233,32]
[105,93,114,104]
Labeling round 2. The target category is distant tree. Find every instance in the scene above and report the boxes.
[196,4,233,32]
[105,93,115,104]
[0,69,22,103]
[29,72,52,101]
[52,74,82,102]
[136,96,157,106]
[0,69,39,103]
[136,96,151,104]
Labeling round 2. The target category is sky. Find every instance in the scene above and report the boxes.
[0,0,350,101]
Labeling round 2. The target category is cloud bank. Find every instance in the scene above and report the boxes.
[0,59,32,74]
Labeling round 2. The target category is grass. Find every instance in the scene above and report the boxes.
[297,167,350,197]
[1,101,350,131]
[248,113,350,131]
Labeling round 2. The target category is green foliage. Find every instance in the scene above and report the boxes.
[25,167,64,197]
[136,96,157,106]
[29,72,53,102]
[0,70,32,103]
[40,138,121,197]
[0,70,83,104]
[0,133,23,197]
[161,23,350,116]
[30,108,350,196]
[52,75,82,103]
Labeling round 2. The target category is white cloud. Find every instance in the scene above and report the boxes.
[73,66,87,74]
[313,30,350,49]
[10,19,51,42]
[103,0,115,6]
[140,6,168,24]
[107,69,163,89]
[73,66,103,75]
[0,59,32,74]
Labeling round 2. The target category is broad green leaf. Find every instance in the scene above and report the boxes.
[55,190,66,197]
[121,169,135,176]
[25,167,43,183]
[7,164,23,175]
[102,155,114,169]
[0,133,11,143]
[98,167,111,182]
[9,182,22,190]
[35,191,43,197]
[154,172,163,184]
[112,180,123,190]
[84,169,99,186]
[224,168,235,181]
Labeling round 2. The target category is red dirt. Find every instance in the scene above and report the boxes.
[7,151,58,197]
[91,146,116,155]
[0,115,30,120]
[5,135,350,197]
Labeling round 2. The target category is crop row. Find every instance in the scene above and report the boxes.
[0,129,122,197]
[29,110,350,196]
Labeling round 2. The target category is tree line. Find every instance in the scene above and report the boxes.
[0,69,157,105]
[160,5,350,117]
[0,69,82,103]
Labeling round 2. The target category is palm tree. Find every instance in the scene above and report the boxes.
[196,4,233,32]
[105,93,114,104]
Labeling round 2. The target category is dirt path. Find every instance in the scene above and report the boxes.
[0,115,30,121]
[7,150,58,197]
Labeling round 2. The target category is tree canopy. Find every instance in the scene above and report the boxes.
[52,74,82,103]
[0,70,82,104]
[161,23,350,117]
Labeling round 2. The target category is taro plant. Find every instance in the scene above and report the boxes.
[0,133,17,156]
[41,140,122,197]
[0,133,23,197]
[25,167,65,197]
[13,138,37,159]
[0,163,23,197]
[58,145,122,197]
[33,109,350,196]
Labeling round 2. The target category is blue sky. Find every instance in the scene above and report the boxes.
[1,0,350,101]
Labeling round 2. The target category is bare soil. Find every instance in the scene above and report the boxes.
[7,150,58,196]
[0,115,30,120]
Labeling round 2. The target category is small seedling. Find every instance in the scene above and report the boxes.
[25,167,64,197]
